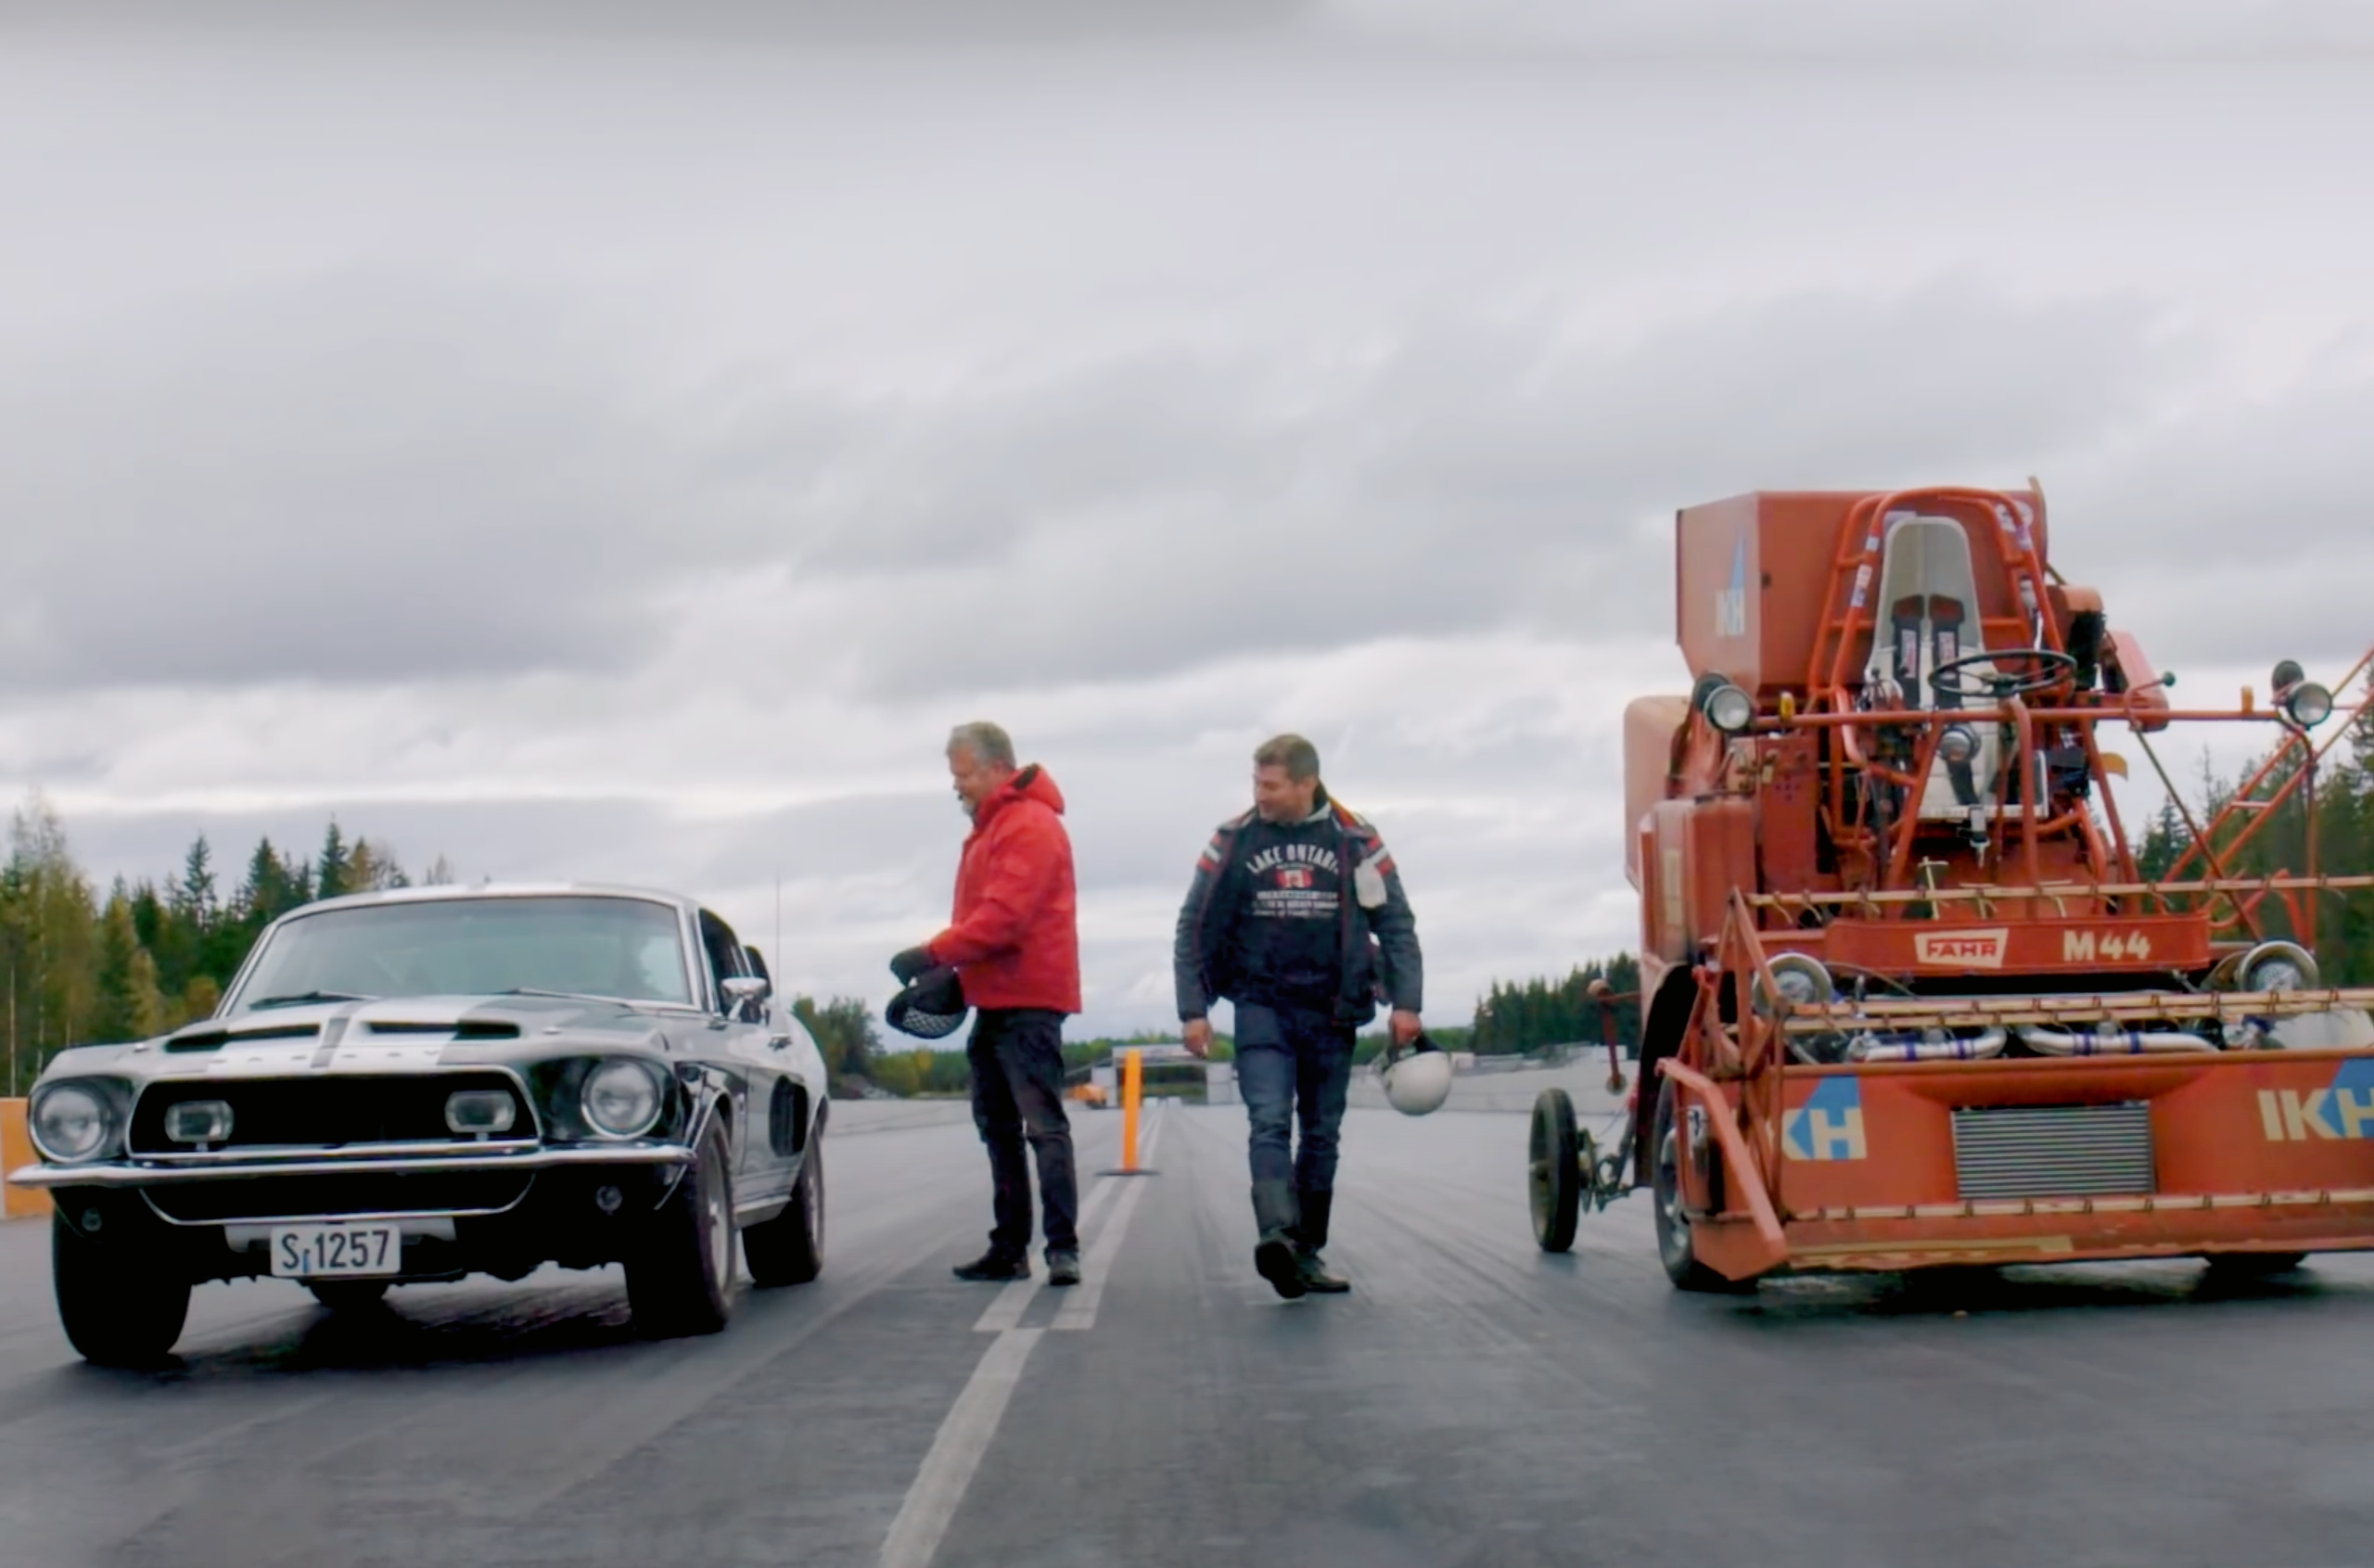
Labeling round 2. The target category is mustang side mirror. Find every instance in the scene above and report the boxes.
[721,975,772,1018]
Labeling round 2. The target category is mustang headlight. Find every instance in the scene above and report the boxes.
[31,1082,118,1164]
[581,1059,666,1140]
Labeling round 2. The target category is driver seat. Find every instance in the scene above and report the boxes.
[1864,515,2003,820]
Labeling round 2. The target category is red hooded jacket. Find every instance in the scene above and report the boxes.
[925,764,1081,1014]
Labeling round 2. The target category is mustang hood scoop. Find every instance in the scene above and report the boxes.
[366,1019,523,1040]
[165,1023,321,1053]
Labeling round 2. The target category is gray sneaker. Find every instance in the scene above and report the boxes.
[1046,1249,1082,1287]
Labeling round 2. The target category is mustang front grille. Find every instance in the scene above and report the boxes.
[127,1072,535,1156]
[1950,1102,2156,1201]
[142,1169,537,1225]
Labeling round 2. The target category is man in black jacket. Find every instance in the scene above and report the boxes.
[1175,733,1424,1299]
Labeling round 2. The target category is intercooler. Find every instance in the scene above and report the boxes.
[1950,1102,2156,1201]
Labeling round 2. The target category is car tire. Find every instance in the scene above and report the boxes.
[744,1136,825,1288]
[1652,1078,1755,1294]
[52,1212,192,1368]
[627,1117,736,1338]
[307,1280,390,1311]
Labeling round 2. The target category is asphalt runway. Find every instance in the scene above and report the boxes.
[6,1098,2374,1567]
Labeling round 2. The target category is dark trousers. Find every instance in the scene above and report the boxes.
[966,1007,1079,1256]
[1235,1001,1355,1205]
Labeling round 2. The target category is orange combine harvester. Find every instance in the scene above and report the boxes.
[1527,484,2374,1290]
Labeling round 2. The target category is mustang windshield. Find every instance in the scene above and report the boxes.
[229,897,696,1013]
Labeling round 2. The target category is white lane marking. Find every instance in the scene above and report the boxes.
[888,1107,1165,1564]
[970,1177,1122,1334]
[969,1278,1039,1336]
[876,1327,1046,1568]
[1053,1113,1163,1332]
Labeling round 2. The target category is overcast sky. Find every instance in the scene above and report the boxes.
[5,3,2372,1036]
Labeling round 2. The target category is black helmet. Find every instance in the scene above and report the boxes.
[887,965,968,1040]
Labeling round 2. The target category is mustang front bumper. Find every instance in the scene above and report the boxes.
[6,1141,693,1190]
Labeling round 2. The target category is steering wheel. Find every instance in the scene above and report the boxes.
[1929,646,2077,701]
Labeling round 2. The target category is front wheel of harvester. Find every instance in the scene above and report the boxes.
[1528,1090,1581,1253]
[52,1212,192,1367]
[1651,1078,1752,1294]
[744,1136,825,1287]
[628,1119,737,1337]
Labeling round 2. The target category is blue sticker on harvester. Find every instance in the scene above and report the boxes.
[1784,1077,1868,1162]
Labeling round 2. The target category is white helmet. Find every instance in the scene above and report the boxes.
[1382,1035,1454,1115]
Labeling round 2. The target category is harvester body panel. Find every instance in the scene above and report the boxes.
[1592,482,2374,1284]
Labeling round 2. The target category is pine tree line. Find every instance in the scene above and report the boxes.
[0,795,450,1095]
[1467,953,1644,1056]
[2130,686,2374,981]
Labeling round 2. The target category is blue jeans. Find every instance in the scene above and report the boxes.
[1234,1002,1355,1198]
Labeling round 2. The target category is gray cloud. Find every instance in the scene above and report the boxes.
[1329,1,2374,59]
[1,276,2189,697]
[4,1,1310,46]
[13,0,2373,56]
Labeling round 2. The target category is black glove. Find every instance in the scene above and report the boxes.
[889,946,937,985]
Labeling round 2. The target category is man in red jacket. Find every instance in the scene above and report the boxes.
[892,721,1084,1286]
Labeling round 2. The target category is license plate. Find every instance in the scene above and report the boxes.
[269,1223,401,1279]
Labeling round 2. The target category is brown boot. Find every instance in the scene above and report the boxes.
[1294,1190,1349,1293]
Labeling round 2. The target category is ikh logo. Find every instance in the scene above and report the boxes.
[1783,1077,1868,1162]
[2259,1058,2374,1141]
[1714,535,1749,639]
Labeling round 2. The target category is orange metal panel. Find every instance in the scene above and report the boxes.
[1685,799,1756,952]
[1755,733,1822,899]
[1622,694,1691,888]
[1676,489,2046,696]
[1,1100,52,1220]
[1683,1053,2374,1275]
[1823,913,2213,975]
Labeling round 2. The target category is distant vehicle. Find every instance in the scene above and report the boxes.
[1529,484,2374,1291]
[1066,1082,1110,1108]
[7,885,829,1365]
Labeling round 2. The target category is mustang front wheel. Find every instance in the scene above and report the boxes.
[744,1136,824,1287]
[628,1118,736,1337]
[52,1212,192,1367]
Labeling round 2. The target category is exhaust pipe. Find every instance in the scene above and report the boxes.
[2019,1026,2214,1056]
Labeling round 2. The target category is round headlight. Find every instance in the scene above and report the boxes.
[582,1059,665,1140]
[2284,682,2334,728]
[1937,724,1978,766]
[1704,682,1755,734]
[32,1083,114,1164]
